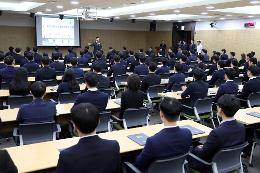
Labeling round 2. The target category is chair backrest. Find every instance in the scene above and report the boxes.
[233,77,242,85]
[27,72,36,77]
[147,85,165,100]
[160,73,170,80]
[1,82,9,89]
[148,153,188,173]
[194,97,213,116]
[123,108,149,129]
[247,92,260,108]
[56,71,64,76]
[100,89,113,99]
[7,95,33,109]
[42,79,57,86]
[212,142,248,173]
[76,77,85,84]
[171,84,182,92]
[18,121,58,145]
[96,111,111,133]
[59,92,81,104]
[115,74,129,89]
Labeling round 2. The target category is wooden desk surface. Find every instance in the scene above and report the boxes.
[0,99,120,123]
[6,120,212,173]
[235,107,260,125]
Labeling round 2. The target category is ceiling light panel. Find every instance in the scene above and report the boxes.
[211,5,260,14]
[0,1,45,11]
[136,14,213,21]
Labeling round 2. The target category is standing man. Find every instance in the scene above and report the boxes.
[160,40,167,53]
[196,40,203,54]
[89,37,102,57]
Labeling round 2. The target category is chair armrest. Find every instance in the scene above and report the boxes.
[189,153,212,166]
[124,162,142,173]
[13,128,20,137]
[56,124,61,133]
[182,104,193,110]
[110,115,123,123]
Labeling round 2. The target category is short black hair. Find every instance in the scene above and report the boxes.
[0,51,5,61]
[96,51,102,59]
[202,49,207,54]
[230,52,236,57]
[149,62,157,72]
[15,48,21,53]
[221,49,226,53]
[4,56,14,65]
[85,72,98,87]
[225,68,237,80]
[68,47,73,53]
[160,98,182,121]
[162,58,168,65]
[127,74,141,92]
[30,81,46,98]
[80,50,84,56]
[33,47,38,52]
[180,55,187,62]
[9,46,14,51]
[70,57,78,66]
[212,55,219,63]
[249,57,257,65]
[198,55,204,61]
[26,52,34,61]
[93,64,102,73]
[71,103,99,134]
[218,60,226,68]
[174,63,182,72]
[193,68,205,80]
[114,55,120,62]
[231,59,238,67]
[42,56,50,66]
[55,46,59,51]
[139,48,144,52]
[248,65,260,76]
[129,51,134,55]
[139,55,146,63]
[217,94,240,117]
[52,52,60,60]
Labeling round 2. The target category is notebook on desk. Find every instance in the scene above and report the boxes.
[128,133,149,146]
[247,112,260,118]
[181,125,205,135]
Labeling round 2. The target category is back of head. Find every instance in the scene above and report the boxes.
[4,56,14,65]
[225,68,237,80]
[149,62,157,72]
[198,55,204,61]
[139,55,146,63]
[26,47,31,52]
[217,94,240,118]
[15,48,21,53]
[71,103,99,134]
[160,98,182,121]
[231,59,238,67]
[26,52,34,61]
[241,53,246,60]
[93,64,102,73]
[127,74,141,92]
[96,51,103,59]
[162,58,168,65]
[0,51,4,61]
[114,55,120,63]
[30,81,46,98]
[129,51,134,55]
[218,60,226,68]
[52,52,60,60]
[193,68,205,80]
[55,46,59,51]
[249,57,257,65]
[63,69,77,84]
[43,52,48,57]
[202,49,207,54]
[42,56,50,66]
[222,49,226,54]
[174,63,182,73]
[68,47,73,53]
[85,72,98,88]
[230,52,236,57]
[33,47,38,53]
[71,57,78,66]
[9,46,14,52]
[248,65,260,76]
[14,67,28,83]
[212,55,219,63]
[180,55,187,63]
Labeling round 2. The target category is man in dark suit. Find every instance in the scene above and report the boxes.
[180,55,189,73]
[14,48,28,66]
[36,56,56,81]
[70,58,84,78]
[50,52,66,72]
[22,52,40,73]
[208,60,226,86]
[126,51,137,72]
[57,103,120,173]
[16,81,56,123]
[220,49,229,60]
[159,40,167,53]
[241,65,260,99]
[92,51,107,71]
[64,47,77,64]
[195,55,207,71]
[0,51,7,69]
[89,37,102,56]
[208,55,219,75]
[5,46,16,57]
[189,94,245,172]
[188,50,197,62]
[134,98,192,171]
[167,63,185,91]
[74,72,109,112]
[78,50,90,66]
[201,49,209,62]
[107,55,126,77]
[52,46,63,60]
[181,68,209,106]
[155,58,170,75]
[141,62,161,92]
[93,65,110,89]
[33,47,43,65]
[0,150,17,173]
[0,56,17,83]
[214,68,238,102]
[134,55,149,76]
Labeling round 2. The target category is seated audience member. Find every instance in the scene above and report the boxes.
[208,60,226,86]
[5,46,16,57]
[249,57,257,67]
[70,57,84,78]
[74,72,109,111]
[135,98,192,171]
[14,48,28,66]
[0,56,17,82]
[93,65,110,89]
[220,49,228,60]
[126,51,137,72]
[16,81,56,123]
[167,63,185,91]
[196,55,207,70]
[52,46,62,60]
[84,46,93,58]
[78,50,90,66]
[241,65,260,99]
[0,51,7,69]
[36,56,56,81]
[24,47,31,57]
[141,62,161,92]
[230,58,240,77]
[180,55,189,73]
[23,52,40,72]
[155,58,170,75]
[0,149,18,173]
[106,46,114,60]
[120,74,146,118]
[239,53,246,67]
[92,51,107,70]
[214,68,238,102]
[188,50,197,62]
[57,103,120,173]
[189,94,245,172]
[50,52,66,72]
[107,55,126,77]
[134,55,149,76]
[208,55,219,75]
[201,49,209,62]
[9,67,30,96]
[57,70,80,94]
[64,47,77,64]
[181,68,209,106]
[33,47,43,65]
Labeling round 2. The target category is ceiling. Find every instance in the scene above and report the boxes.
[1,0,260,22]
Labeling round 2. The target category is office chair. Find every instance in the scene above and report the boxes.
[42,79,58,86]
[7,95,33,109]
[247,92,260,108]
[58,92,81,104]
[249,129,260,166]
[96,111,112,133]
[115,74,129,90]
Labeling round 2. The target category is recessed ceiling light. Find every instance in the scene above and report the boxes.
[149,13,155,16]
[46,9,51,12]
[206,6,215,9]
[37,11,43,14]
[130,14,136,18]
[141,0,145,3]
[56,5,63,9]
[201,12,208,15]
[226,14,232,16]
[108,6,112,9]
[248,15,254,18]
[178,20,182,22]
[115,16,120,19]
[219,17,225,20]
[250,1,260,4]
[71,1,79,5]
[174,10,181,13]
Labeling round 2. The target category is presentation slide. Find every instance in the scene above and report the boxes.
[36,16,80,47]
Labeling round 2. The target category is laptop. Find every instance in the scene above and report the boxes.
[128,133,149,146]
[181,125,205,135]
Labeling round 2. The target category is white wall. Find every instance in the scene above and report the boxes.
[0,13,172,31]
[196,18,260,31]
